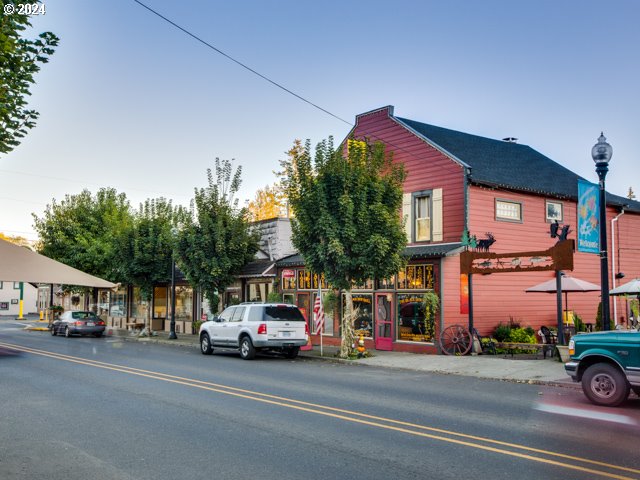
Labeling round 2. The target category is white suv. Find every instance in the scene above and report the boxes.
[199,303,309,360]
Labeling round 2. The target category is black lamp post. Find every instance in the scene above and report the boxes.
[592,132,613,331]
[169,228,178,340]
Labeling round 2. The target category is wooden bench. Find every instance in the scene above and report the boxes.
[494,342,555,359]
[126,322,145,331]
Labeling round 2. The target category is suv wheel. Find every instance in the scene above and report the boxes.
[200,333,213,355]
[283,346,300,359]
[239,336,256,360]
[582,363,630,407]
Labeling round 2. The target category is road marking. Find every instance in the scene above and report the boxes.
[2,341,638,480]
[535,403,638,426]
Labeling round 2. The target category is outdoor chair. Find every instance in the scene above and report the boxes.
[538,326,556,359]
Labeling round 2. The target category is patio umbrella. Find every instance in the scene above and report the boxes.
[526,275,600,319]
[609,278,640,296]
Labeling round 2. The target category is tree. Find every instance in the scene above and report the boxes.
[1,2,59,155]
[628,187,636,201]
[0,232,31,248]
[118,198,186,329]
[283,137,406,358]
[175,158,259,311]
[247,183,286,221]
[32,188,133,282]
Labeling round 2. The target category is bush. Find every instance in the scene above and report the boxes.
[508,327,536,344]
[493,323,511,342]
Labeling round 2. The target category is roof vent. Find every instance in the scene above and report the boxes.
[502,137,518,143]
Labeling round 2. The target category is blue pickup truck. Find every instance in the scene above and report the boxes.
[565,330,640,406]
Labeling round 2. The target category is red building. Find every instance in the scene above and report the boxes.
[276,106,640,353]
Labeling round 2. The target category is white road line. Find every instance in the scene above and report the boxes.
[535,403,638,426]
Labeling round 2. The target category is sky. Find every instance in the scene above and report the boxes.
[2,0,639,241]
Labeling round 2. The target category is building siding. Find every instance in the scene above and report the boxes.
[352,107,466,245]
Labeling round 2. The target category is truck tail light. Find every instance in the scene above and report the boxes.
[257,323,267,335]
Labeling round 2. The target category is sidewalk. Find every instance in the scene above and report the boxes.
[110,328,574,387]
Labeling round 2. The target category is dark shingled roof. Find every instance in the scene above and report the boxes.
[238,260,275,278]
[275,244,462,268]
[396,117,640,213]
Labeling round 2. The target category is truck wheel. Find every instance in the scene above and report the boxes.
[582,363,630,407]
[239,336,256,360]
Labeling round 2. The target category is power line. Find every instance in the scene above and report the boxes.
[131,1,432,166]
[132,0,353,127]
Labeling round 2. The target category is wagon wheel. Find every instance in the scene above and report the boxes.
[439,325,473,356]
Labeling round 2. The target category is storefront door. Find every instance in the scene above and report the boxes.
[296,292,312,351]
[374,293,393,351]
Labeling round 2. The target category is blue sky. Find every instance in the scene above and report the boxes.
[2,0,638,240]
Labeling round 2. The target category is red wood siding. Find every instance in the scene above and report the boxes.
[459,185,640,334]
[352,107,465,244]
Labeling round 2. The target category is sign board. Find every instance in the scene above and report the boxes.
[282,269,296,278]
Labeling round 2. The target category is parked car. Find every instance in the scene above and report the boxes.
[199,303,309,360]
[51,311,106,338]
[564,330,640,406]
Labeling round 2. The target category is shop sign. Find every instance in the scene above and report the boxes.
[282,269,296,278]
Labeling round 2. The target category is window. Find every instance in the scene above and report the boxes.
[219,307,235,322]
[0,281,3,289]
[230,306,245,322]
[545,200,563,222]
[402,189,443,243]
[13,282,20,289]
[415,195,431,241]
[397,293,434,342]
[110,286,127,317]
[496,199,522,222]
[153,287,167,318]
[343,293,373,338]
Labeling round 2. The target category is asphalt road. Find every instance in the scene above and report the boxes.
[1,319,639,480]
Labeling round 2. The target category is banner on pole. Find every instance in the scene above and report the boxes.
[577,179,600,254]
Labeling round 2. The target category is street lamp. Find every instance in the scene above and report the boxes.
[169,227,178,340]
[592,132,613,331]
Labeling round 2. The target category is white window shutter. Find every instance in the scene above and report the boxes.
[432,188,443,241]
[402,193,412,243]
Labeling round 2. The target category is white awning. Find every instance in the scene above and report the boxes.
[0,238,116,288]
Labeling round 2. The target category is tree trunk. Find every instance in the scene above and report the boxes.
[339,289,355,358]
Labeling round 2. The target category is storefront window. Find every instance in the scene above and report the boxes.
[154,286,167,318]
[110,286,127,317]
[296,269,327,290]
[377,276,396,290]
[173,286,193,321]
[397,264,434,290]
[344,293,373,338]
[282,293,295,305]
[397,293,433,342]
[248,282,272,302]
[353,278,374,290]
[131,287,148,320]
[97,290,110,318]
[311,292,334,336]
[281,270,297,290]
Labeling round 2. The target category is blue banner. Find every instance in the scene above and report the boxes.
[577,179,599,254]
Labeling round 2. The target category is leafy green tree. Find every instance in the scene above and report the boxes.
[1,2,59,155]
[175,158,259,311]
[32,188,133,282]
[118,198,186,328]
[283,137,406,358]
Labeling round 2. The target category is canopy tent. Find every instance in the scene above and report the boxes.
[0,238,116,288]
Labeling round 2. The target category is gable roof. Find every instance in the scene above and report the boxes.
[394,116,640,213]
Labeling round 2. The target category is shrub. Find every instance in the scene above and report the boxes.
[508,327,536,344]
[493,323,511,342]
[267,291,282,303]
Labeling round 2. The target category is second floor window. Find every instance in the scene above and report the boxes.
[415,195,431,241]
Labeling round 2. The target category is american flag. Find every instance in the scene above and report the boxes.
[313,293,324,333]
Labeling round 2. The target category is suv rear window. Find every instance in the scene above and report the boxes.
[263,306,305,322]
